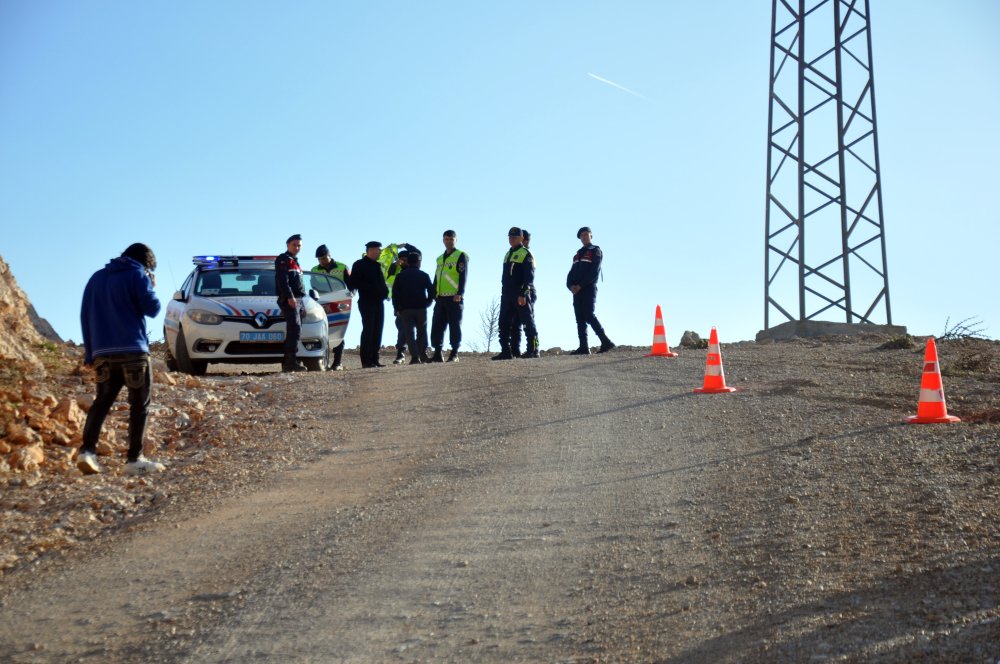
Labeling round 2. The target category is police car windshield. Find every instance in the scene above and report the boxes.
[195,269,276,297]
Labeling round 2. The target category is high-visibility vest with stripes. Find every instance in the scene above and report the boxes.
[435,250,465,297]
[311,261,348,283]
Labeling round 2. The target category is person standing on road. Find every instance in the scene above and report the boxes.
[275,234,308,372]
[312,243,350,371]
[349,241,390,368]
[567,226,615,355]
[381,243,420,364]
[391,252,435,364]
[77,243,166,476]
[509,229,534,357]
[430,230,468,363]
[493,227,538,360]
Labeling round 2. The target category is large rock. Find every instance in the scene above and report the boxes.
[0,256,45,371]
[27,302,61,343]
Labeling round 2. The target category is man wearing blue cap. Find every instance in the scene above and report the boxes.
[493,227,539,360]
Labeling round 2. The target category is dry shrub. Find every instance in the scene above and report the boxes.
[877,335,915,350]
[953,347,994,374]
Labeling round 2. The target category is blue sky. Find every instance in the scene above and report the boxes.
[1,1,997,351]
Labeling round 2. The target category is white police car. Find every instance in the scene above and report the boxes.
[164,255,351,375]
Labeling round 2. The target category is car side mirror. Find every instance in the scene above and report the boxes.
[173,290,186,302]
[308,289,319,300]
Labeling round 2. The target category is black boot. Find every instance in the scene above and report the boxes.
[282,360,307,372]
[597,332,616,353]
[446,349,459,363]
[522,338,540,359]
[570,346,591,355]
[491,348,514,361]
[394,349,406,365]
[431,347,444,363]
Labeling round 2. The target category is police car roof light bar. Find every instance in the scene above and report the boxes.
[192,255,278,267]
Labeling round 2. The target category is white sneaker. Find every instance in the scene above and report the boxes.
[125,456,166,475]
[77,451,101,475]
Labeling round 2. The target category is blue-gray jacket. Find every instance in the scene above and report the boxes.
[80,256,161,364]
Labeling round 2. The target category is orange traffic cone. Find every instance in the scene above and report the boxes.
[645,305,678,357]
[907,338,960,424]
[694,327,736,393]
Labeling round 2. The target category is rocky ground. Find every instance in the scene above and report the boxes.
[0,334,998,662]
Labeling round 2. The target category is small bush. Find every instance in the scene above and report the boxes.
[940,316,988,341]
[878,335,915,350]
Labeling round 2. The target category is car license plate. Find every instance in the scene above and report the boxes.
[240,331,284,343]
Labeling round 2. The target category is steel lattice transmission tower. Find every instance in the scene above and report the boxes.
[764,0,892,330]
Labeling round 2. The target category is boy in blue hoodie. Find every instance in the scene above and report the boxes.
[77,243,166,476]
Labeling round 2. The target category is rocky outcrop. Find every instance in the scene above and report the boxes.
[28,302,62,343]
[0,256,45,371]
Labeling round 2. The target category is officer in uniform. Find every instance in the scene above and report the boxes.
[275,234,307,372]
[509,229,534,357]
[430,229,468,363]
[348,241,389,368]
[312,243,350,371]
[493,227,539,360]
[567,226,615,354]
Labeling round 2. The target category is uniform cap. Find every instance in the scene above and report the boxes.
[508,226,523,237]
[286,234,302,244]
[315,244,330,258]
[576,226,592,239]
[365,241,382,249]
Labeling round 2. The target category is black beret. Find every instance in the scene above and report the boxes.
[286,234,302,244]
[315,244,329,258]
[365,241,382,249]
[508,226,522,237]
[576,226,592,239]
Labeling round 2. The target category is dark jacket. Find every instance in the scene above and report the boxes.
[348,255,389,303]
[80,256,161,364]
[567,243,603,292]
[275,251,306,303]
[501,245,534,296]
[391,266,435,312]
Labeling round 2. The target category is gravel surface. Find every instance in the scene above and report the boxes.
[1,336,998,662]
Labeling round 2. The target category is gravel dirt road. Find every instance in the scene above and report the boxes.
[1,337,998,662]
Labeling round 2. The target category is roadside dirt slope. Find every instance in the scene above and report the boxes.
[1,336,998,663]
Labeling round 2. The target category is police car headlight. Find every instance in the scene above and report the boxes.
[187,309,223,325]
[302,306,324,324]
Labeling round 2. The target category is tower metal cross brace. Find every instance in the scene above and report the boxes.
[764,0,892,329]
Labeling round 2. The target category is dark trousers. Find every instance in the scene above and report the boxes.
[80,354,151,462]
[358,298,385,367]
[511,289,537,352]
[498,293,537,351]
[333,340,345,366]
[279,302,302,366]
[395,315,407,351]
[573,287,606,346]
[398,308,429,359]
[430,297,464,350]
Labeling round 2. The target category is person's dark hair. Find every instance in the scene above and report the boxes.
[443,230,456,238]
[406,252,421,266]
[122,243,156,271]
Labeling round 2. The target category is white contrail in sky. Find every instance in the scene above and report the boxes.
[587,72,647,100]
